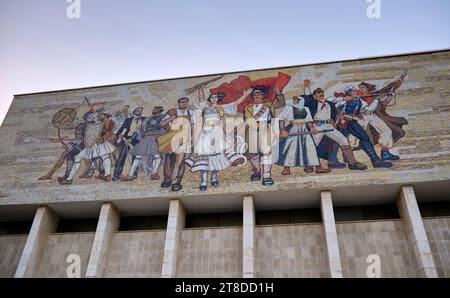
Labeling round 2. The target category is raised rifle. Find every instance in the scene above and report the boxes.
[184,75,224,95]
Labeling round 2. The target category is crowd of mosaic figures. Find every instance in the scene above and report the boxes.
[39,72,408,192]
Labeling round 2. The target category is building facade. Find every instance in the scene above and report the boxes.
[0,50,449,278]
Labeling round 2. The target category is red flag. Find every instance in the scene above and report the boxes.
[210,72,290,113]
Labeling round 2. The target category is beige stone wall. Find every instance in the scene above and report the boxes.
[336,220,418,278]
[103,231,165,278]
[255,224,328,278]
[0,235,27,277]
[423,217,450,278]
[0,50,449,206]
[36,232,94,277]
[177,228,243,278]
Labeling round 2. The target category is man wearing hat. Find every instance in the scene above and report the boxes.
[330,87,393,168]
[244,87,286,186]
[350,81,400,161]
[120,106,168,181]
[300,82,367,171]
[59,109,117,184]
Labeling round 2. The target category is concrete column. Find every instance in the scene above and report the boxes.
[320,191,343,278]
[161,199,186,278]
[86,202,120,278]
[15,206,59,278]
[397,186,438,278]
[243,195,256,278]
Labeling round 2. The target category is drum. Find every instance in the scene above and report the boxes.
[52,108,77,128]
[157,130,180,154]
[84,122,103,148]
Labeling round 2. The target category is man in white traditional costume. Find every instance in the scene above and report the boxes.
[59,110,117,184]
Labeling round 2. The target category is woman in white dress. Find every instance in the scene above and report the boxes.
[275,97,329,175]
[185,87,251,191]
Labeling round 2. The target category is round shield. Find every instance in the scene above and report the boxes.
[84,122,103,148]
[52,108,77,128]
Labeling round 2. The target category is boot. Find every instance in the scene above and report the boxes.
[161,181,172,188]
[211,171,219,187]
[120,175,136,182]
[304,166,314,173]
[341,145,367,170]
[58,178,73,185]
[171,183,182,192]
[99,175,112,182]
[281,167,291,175]
[315,165,331,174]
[381,150,400,161]
[262,177,274,186]
[38,174,53,181]
[360,141,392,168]
[326,142,346,168]
[328,161,346,169]
[197,171,208,191]
[372,159,393,168]
[250,172,261,181]
[199,182,208,191]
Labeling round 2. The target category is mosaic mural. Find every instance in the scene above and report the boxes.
[1,50,449,203]
[37,68,408,192]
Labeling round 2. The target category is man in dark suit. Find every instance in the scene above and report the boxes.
[112,107,145,181]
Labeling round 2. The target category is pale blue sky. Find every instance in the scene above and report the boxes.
[1,0,449,125]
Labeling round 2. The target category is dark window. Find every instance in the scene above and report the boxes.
[256,208,322,226]
[218,213,243,227]
[56,218,98,233]
[0,221,32,235]
[419,201,450,217]
[363,205,400,220]
[334,206,364,222]
[334,204,400,222]
[256,211,290,225]
[290,209,322,223]
[185,212,242,228]
[118,216,168,231]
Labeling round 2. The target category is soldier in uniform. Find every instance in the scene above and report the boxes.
[300,82,367,171]
[330,87,393,168]
[244,87,286,186]
[349,81,402,161]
